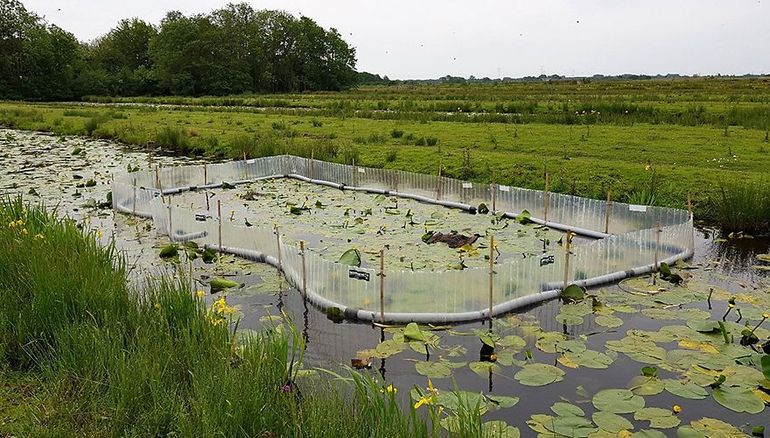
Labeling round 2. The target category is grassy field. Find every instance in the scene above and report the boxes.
[2,77,770,223]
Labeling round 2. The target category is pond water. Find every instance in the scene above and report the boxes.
[2,129,768,436]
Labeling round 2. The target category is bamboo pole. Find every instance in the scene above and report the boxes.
[217,200,222,254]
[205,191,210,211]
[563,231,573,289]
[275,226,283,270]
[653,222,661,285]
[491,171,497,213]
[687,193,693,218]
[604,188,612,234]
[379,249,385,323]
[203,164,208,185]
[488,235,495,328]
[167,205,173,239]
[543,173,550,222]
[131,178,137,214]
[310,149,315,179]
[436,162,443,200]
[352,158,357,187]
[300,241,307,297]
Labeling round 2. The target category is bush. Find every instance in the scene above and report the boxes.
[390,129,404,138]
[713,181,770,233]
[385,148,398,163]
[154,125,189,151]
[414,137,426,146]
[426,137,438,146]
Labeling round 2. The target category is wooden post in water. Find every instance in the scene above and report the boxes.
[687,193,693,218]
[604,188,612,234]
[203,164,208,185]
[132,178,137,214]
[310,149,315,179]
[436,162,443,200]
[491,171,497,213]
[653,222,661,285]
[274,225,282,270]
[217,200,222,254]
[563,231,573,289]
[155,165,160,189]
[488,235,495,329]
[543,173,550,222]
[167,205,173,239]
[352,158,357,187]
[300,241,307,298]
[379,249,386,323]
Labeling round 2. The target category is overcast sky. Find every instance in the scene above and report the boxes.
[24,0,770,79]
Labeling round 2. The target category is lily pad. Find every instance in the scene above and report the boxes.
[338,248,362,267]
[634,407,681,429]
[514,363,565,387]
[628,376,665,396]
[595,314,624,328]
[689,417,747,437]
[550,401,585,417]
[592,389,645,413]
[210,277,240,291]
[592,411,634,433]
[662,379,708,400]
[564,350,615,369]
[403,322,427,342]
[712,385,765,414]
[415,361,452,379]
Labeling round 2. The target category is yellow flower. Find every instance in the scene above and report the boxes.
[154,302,161,310]
[21,228,28,235]
[97,229,104,240]
[763,312,770,319]
[196,290,205,298]
[645,165,652,171]
[35,234,45,240]
[672,405,682,414]
[385,384,397,395]
[413,379,438,409]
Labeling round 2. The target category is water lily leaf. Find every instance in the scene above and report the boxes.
[632,430,667,438]
[634,407,681,429]
[762,355,770,380]
[373,339,406,358]
[469,361,499,378]
[564,350,614,369]
[481,421,520,438]
[595,314,624,328]
[514,363,565,386]
[210,278,240,291]
[338,248,361,267]
[712,385,765,414]
[561,284,586,302]
[515,209,532,224]
[662,379,708,400]
[435,390,485,412]
[686,320,721,333]
[556,339,587,353]
[592,411,633,433]
[403,322,427,342]
[415,361,452,379]
[629,376,664,395]
[675,426,707,438]
[486,394,520,409]
[159,243,178,259]
[606,337,666,365]
[536,331,566,353]
[550,401,585,417]
[592,389,645,413]
[689,417,747,437]
[497,335,526,351]
[556,312,584,325]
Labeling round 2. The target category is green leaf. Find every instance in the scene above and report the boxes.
[712,385,765,414]
[629,376,664,395]
[159,244,178,259]
[210,278,239,291]
[595,314,624,328]
[338,248,361,267]
[592,389,645,413]
[515,209,532,224]
[662,379,708,400]
[761,355,770,380]
[632,430,667,438]
[469,361,499,378]
[592,411,633,433]
[514,363,565,387]
[564,350,614,369]
[415,361,452,379]
[403,322,427,342]
[550,401,585,417]
[486,394,519,409]
[686,320,721,333]
[634,407,681,429]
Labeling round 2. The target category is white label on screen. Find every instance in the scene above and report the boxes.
[499,185,510,192]
[462,182,473,189]
[629,204,648,212]
[357,168,366,173]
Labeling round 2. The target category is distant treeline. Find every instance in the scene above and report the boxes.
[0,1,358,100]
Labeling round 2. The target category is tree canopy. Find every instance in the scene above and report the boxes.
[0,1,358,100]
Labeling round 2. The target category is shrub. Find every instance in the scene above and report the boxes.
[414,137,426,146]
[154,125,189,151]
[713,181,770,233]
[385,148,398,163]
[426,137,438,146]
[390,129,404,138]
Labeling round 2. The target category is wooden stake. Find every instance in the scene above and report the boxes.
[352,158,357,187]
[488,235,495,328]
[653,222,661,285]
[543,173,550,222]
[131,178,137,214]
[167,205,173,239]
[604,188,612,234]
[155,166,160,189]
[310,149,315,179]
[203,164,208,185]
[436,162,443,200]
[687,193,693,218]
[379,249,385,323]
[300,241,307,297]
[563,232,573,289]
[217,200,222,254]
[205,191,210,211]
[491,171,497,212]
[274,225,282,270]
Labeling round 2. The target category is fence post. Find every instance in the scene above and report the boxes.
[274,225,282,270]
[203,164,208,185]
[300,241,307,298]
[310,149,315,179]
[543,173,550,222]
[155,165,160,189]
[687,193,693,218]
[205,191,210,211]
[217,200,222,254]
[436,162,443,200]
[491,171,497,213]
[167,204,173,239]
[604,188,612,234]
[379,249,386,323]
[653,222,661,285]
[352,158,357,187]
[488,235,495,329]
[563,231,573,289]
[132,177,137,215]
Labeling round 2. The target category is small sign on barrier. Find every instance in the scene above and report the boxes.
[539,254,555,267]
[462,182,473,189]
[499,185,510,192]
[349,268,370,281]
[357,168,366,173]
[246,159,256,164]
[629,204,648,212]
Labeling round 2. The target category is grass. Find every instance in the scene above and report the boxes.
[0,198,506,437]
[713,181,770,233]
[1,78,770,226]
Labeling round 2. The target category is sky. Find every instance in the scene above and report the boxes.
[24,0,770,79]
